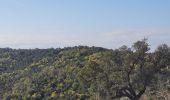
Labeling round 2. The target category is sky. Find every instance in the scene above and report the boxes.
[0,0,170,50]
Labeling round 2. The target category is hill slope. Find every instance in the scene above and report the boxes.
[0,46,107,99]
[0,42,170,100]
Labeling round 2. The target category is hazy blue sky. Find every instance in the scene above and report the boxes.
[0,0,170,50]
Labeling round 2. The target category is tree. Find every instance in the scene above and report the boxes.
[79,39,170,100]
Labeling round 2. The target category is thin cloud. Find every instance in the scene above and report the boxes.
[0,28,169,49]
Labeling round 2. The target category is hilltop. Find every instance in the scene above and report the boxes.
[0,40,170,100]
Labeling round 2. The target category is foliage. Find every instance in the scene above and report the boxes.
[0,41,170,100]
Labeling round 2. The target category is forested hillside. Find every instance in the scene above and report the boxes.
[0,40,170,100]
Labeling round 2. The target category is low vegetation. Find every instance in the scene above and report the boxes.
[0,39,170,100]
